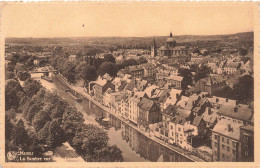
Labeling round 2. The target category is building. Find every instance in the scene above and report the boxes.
[240,125,254,162]
[168,116,195,151]
[143,63,156,78]
[164,75,183,89]
[212,119,243,162]
[160,105,178,140]
[128,96,142,125]
[151,38,157,58]
[138,98,161,131]
[158,32,190,62]
[128,65,144,79]
[69,55,77,61]
[217,104,253,125]
[90,77,115,102]
[194,75,227,95]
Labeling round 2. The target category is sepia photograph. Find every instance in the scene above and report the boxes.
[0,2,258,166]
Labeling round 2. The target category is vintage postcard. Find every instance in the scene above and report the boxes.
[0,1,259,168]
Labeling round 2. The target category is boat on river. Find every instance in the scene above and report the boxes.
[66,90,83,102]
[95,116,110,126]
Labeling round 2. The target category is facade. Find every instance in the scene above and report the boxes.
[195,76,227,95]
[129,65,144,79]
[143,63,156,77]
[212,119,242,162]
[164,75,183,89]
[168,116,194,151]
[158,32,190,62]
[138,98,161,130]
[128,96,141,124]
[151,39,157,58]
[92,78,115,102]
[240,125,254,162]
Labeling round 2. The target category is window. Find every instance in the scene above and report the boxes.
[222,137,224,142]
[222,144,225,150]
[178,127,181,131]
[215,134,218,140]
[172,132,173,136]
[245,151,248,156]
[215,151,218,156]
[171,125,173,130]
[180,140,182,144]
[227,155,229,159]
[232,150,236,155]
[227,139,229,144]
[227,146,230,152]
[222,153,225,159]
[232,141,236,147]
[214,142,217,147]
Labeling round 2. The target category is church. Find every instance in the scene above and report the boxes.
[151,32,191,62]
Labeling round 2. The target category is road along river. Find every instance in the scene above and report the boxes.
[31,73,193,162]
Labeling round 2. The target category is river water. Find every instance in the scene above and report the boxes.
[31,73,192,162]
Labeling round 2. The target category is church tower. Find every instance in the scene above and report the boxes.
[151,38,157,58]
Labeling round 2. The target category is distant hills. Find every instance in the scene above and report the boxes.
[6,32,253,50]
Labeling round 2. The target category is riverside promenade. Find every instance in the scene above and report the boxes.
[54,74,205,162]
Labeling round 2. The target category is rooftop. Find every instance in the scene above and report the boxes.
[217,104,252,121]
[213,119,242,141]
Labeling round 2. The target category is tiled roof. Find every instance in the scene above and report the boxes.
[163,104,178,117]
[171,116,187,125]
[191,116,203,127]
[217,104,252,121]
[138,98,154,111]
[213,119,242,141]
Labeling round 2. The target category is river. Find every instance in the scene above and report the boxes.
[31,73,192,162]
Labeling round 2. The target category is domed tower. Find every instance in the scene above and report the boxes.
[151,38,157,58]
[166,32,176,48]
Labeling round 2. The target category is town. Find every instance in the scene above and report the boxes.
[5,32,254,162]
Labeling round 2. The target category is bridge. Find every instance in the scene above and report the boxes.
[29,68,58,76]
[29,70,58,74]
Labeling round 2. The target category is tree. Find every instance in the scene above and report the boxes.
[97,61,118,77]
[76,62,97,83]
[15,63,27,74]
[239,48,248,56]
[23,78,42,97]
[32,110,51,131]
[103,54,115,63]
[178,68,193,90]
[72,124,109,159]
[17,71,31,81]
[26,103,42,124]
[233,75,254,103]
[5,71,15,80]
[137,57,147,64]
[61,60,77,84]
[192,48,200,54]
[119,59,138,69]
[98,145,123,162]
[10,119,30,149]
[5,79,24,110]
[194,65,211,82]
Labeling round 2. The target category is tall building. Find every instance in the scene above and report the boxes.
[151,38,157,58]
[158,32,190,62]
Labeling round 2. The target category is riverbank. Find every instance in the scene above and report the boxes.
[54,74,205,162]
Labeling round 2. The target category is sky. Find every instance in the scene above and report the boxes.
[1,2,254,38]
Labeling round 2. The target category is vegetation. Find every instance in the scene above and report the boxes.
[5,60,123,162]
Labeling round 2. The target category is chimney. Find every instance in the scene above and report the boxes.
[227,124,232,132]
[234,107,238,113]
[207,107,211,115]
